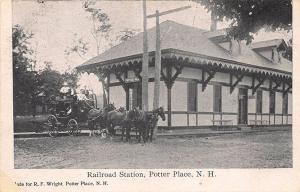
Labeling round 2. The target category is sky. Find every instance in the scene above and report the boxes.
[12,0,292,92]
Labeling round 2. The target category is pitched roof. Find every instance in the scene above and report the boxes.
[78,20,292,74]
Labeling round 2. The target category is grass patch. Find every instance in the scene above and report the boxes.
[14,115,48,133]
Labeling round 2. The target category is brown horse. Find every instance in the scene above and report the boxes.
[106,107,132,140]
[81,103,115,136]
[147,107,166,142]
[128,107,166,143]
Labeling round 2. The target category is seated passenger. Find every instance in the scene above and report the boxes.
[77,89,88,101]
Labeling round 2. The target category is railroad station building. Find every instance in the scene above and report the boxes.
[77,20,292,129]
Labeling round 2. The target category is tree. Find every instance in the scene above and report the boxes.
[65,33,89,60]
[194,0,292,44]
[82,0,112,55]
[13,25,40,116]
[62,69,79,90]
[38,62,63,101]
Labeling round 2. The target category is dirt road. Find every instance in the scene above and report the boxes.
[14,130,292,168]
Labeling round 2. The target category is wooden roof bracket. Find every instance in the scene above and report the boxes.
[114,70,127,90]
[133,65,142,82]
[95,70,110,92]
[269,77,282,92]
[161,63,183,89]
[283,81,292,96]
[201,67,216,91]
[252,75,266,95]
[95,68,109,80]
[230,72,244,94]
[170,63,184,84]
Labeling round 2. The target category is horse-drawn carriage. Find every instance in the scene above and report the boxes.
[43,89,166,142]
[45,93,100,137]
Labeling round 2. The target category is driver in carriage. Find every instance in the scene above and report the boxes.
[60,82,76,99]
[57,82,76,116]
[77,89,88,101]
[76,89,95,109]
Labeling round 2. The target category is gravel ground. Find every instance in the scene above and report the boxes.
[14,130,292,169]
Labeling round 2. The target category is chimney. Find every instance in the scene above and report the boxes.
[210,10,217,31]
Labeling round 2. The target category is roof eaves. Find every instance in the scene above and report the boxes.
[77,48,292,76]
[166,48,292,75]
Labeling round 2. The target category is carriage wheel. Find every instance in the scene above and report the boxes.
[67,119,79,136]
[47,115,59,137]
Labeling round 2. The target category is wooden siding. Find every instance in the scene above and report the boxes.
[198,84,213,112]
[107,65,292,127]
[172,81,187,111]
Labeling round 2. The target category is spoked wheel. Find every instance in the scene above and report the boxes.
[47,115,59,137]
[67,119,80,136]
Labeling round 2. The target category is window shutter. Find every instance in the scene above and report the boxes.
[187,81,197,112]
[213,85,222,112]
[256,90,262,114]
[269,91,275,114]
[282,94,288,115]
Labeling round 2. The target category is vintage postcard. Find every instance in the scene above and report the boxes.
[1,0,300,191]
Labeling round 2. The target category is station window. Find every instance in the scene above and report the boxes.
[213,85,222,113]
[187,81,197,112]
[282,93,288,115]
[256,90,262,114]
[269,91,276,114]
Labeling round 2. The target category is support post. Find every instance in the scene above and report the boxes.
[146,5,191,131]
[152,10,161,139]
[160,60,183,129]
[106,74,110,104]
[142,0,149,111]
[125,71,130,110]
[96,71,108,107]
[153,10,161,110]
[102,79,108,107]
[167,64,172,128]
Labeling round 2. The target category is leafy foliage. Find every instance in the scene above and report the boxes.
[82,0,112,55]
[38,64,79,106]
[13,25,39,115]
[13,25,80,115]
[62,70,79,90]
[38,63,63,101]
[65,33,89,59]
[194,0,292,44]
